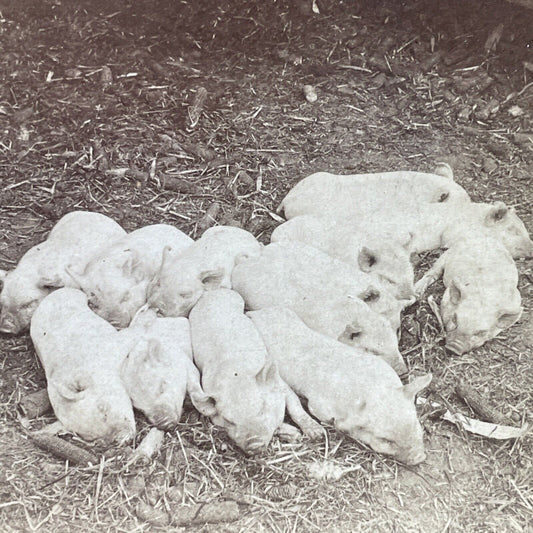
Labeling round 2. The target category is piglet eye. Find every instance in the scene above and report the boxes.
[121,293,131,302]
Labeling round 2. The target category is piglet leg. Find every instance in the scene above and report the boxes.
[282,382,325,440]
[414,251,448,298]
[185,363,217,417]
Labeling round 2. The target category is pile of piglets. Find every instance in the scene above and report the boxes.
[1,163,531,466]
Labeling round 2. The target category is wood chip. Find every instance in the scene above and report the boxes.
[19,388,52,419]
[455,381,509,425]
[197,202,221,233]
[187,86,208,130]
[29,432,99,465]
[169,501,240,526]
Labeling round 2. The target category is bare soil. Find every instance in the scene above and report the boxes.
[0,1,532,532]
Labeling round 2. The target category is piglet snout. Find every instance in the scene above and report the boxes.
[0,312,18,334]
[402,449,426,466]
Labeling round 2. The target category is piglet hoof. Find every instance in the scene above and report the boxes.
[302,420,327,441]
[275,423,302,443]
[127,427,165,465]
[413,282,426,300]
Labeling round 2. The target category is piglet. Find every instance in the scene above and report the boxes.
[119,308,214,430]
[335,200,533,260]
[189,289,323,452]
[415,235,522,355]
[232,241,403,363]
[30,288,135,444]
[147,225,262,317]
[0,211,126,334]
[248,307,431,465]
[250,302,407,375]
[271,214,415,302]
[67,224,193,328]
[279,165,470,220]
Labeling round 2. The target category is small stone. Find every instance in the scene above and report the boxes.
[457,105,472,122]
[101,65,113,86]
[482,157,498,174]
[508,105,524,118]
[303,84,318,103]
[166,485,184,502]
[135,501,170,527]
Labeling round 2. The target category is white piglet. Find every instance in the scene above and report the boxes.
[232,241,404,364]
[147,225,262,317]
[415,235,523,355]
[271,214,415,302]
[279,165,470,220]
[189,289,323,452]
[248,303,407,375]
[189,289,285,452]
[119,308,214,430]
[67,224,193,328]
[30,288,135,444]
[0,211,125,334]
[340,201,533,260]
[249,307,432,465]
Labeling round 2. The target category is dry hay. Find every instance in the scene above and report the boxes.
[0,0,532,531]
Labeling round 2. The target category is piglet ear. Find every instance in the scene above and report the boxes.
[485,202,509,226]
[358,247,377,273]
[51,374,93,401]
[401,231,415,251]
[234,252,251,266]
[497,308,522,329]
[338,323,363,343]
[448,280,462,305]
[145,338,162,363]
[190,391,218,417]
[65,264,88,291]
[255,361,278,385]
[199,268,225,289]
[122,250,146,284]
[433,162,454,180]
[37,273,64,289]
[359,287,380,304]
[402,373,432,400]
[159,246,173,270]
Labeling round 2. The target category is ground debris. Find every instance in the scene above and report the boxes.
[168,501,240,526]
[455,381,509,425]
[19,388,51,419]
[135,501,170,527]
[28,432,99,466]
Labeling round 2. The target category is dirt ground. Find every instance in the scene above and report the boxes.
[0,0,532,532]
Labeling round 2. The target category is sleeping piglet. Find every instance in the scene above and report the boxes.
[414,235,522,355]
[0,211,126,334]
[67,224,193,328]
[30,288,135,444]
[119,308,214,430]
[248,307,432,465]
[271,214,415,303]
[279,165,470,220]
[232,241,404,363]
[343,200,533,260]
[147,225,262,317]
[189,289,324,452]
[247,302,407,375]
